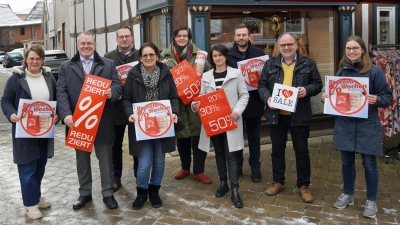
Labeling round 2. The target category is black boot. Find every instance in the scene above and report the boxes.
[148,184,162,208]
[231,187,243,208]
[215,180,229,198]
[132,187,148,210]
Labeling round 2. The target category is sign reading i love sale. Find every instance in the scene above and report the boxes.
[65,75,111,152]
[270,83,299,112]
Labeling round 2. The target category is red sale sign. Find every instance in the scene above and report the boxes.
[65,75,111,152]
[194,89,237,137]
[170,60,201,105]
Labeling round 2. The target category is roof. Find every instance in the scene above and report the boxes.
[0,4,23,26]
[25,1,44,21]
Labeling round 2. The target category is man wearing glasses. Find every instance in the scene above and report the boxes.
[258,32,322,203]
[229,24,265,183]
[57,31,122,210]
[104,26,139,192]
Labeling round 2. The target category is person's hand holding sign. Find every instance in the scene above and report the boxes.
[366,94,377,105]
[298,87,306,98]
[128,114,135,123]
[64,115,74,129]
[321,93,328,102]
[172,113,178,123]
[53,115,60,124]
[192,101,201,111]
[10,113,19,123]
[267,98,276,110]
[105,88,112,99]
[228,111,239,121]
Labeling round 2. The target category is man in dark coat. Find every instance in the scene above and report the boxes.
[258,32,322,203]
[104,26,139,192]
[229,24,265,183]
[57,31,122,210]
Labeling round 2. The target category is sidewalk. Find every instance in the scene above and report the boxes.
[0,125,399,224]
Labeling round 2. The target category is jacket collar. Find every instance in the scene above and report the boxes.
[231,41,253,58]
[203,66,237,88]
[130,61,170,82]
[71,51,103,65]
[12,66,52,76]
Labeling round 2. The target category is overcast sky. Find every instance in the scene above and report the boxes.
[0,0,40,13]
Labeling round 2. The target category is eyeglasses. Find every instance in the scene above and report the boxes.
[279,43,296,48]
[141,53,156,59]
[176,34,188,38]
[27,57,42,62]
[117,35,132,39]
[79,42,94,47]
[345,47,360,52]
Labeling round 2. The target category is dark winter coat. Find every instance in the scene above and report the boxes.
[333,63,392,156]
[258,52,323,126]
[1,66,57,164]
[57,51,122,145]
[104,46,139,125]
[229,41,265,118]
[122,61,180,156]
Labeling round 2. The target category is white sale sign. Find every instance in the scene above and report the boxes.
[270,84,298,112]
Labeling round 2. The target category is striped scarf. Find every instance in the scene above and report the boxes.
[172,40,193,63]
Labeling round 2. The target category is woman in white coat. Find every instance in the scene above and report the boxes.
[192,44,249,208]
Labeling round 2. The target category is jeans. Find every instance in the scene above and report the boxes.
[341,151,378,201]
[17,139,48,206]
[211,132,239,188]
[177,136,207,175]
[112,125,138,178]
[137,139,165,189]
[270,115,311,187]
[237,117,261,172]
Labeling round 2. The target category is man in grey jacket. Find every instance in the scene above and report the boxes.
[104,26,139,192]
[57,31,122,210]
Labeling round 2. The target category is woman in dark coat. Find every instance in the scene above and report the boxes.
[322,36,392,219]
[1,45,59,220]
[122,42,179,210]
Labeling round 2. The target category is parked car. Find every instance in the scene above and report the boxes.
[11,48,25,58]
[44,50,69,80]
[2,52,23,68]
[0,51,5,64]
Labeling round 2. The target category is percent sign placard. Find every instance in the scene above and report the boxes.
[65,75,111,152]
[194,89,237,137]
[170,60,201,105]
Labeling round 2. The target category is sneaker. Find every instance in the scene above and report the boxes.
[25,205,42,220]
[175,169,190,179]
[193,173,212,184]
[251,171,262,182]
[363,200,377,218]
[38,197,51,209]
[333,193,354,209]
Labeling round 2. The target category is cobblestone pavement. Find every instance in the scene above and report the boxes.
[0,125,400,225]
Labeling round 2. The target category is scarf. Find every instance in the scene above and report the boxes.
[140,64,160,102]
[172,39,193,63]
[117,46,134,64]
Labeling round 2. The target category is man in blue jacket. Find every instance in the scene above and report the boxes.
[229,24,265,182]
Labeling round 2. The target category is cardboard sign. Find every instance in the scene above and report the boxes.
[194,89,237,137]
[16,99,56,138]
[270,83,299,112]
[237,55,269,91]
[65,75,111,152]
[193,51,208,76]
[324,76,369,118]
[116,61,138,85]
[170,60,201,105]
[133,100,175,141]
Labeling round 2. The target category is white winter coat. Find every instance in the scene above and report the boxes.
[194,66,249,152]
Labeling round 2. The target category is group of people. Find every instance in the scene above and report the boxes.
[0,22,391,220]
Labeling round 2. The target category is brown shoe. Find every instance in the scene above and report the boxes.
[265,182,285,196]
[299,186,313,203]
[114,178,121,192]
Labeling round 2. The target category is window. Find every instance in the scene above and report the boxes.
[284,18,304,35]
[376,6,396,45]
[149,14,167,50]
[243,17,263,37]
[20,27,25,35]
[210,19,222,40]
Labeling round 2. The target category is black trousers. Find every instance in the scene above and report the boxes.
[270,115,311,187]
[112,125,138,179]
[177,136,207,175]
[211,132,239,188]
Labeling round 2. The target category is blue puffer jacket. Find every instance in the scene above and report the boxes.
[333,62,392,156]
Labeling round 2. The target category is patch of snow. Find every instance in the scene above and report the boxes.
[382,208,397,215]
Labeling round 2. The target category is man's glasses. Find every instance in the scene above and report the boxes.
[279,43,296,48]
[117,35,132,39]
[79,42,94,47]
[345,47,360,52]
[142,53,156,59]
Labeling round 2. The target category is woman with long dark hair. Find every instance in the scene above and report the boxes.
[192,44,249,208]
